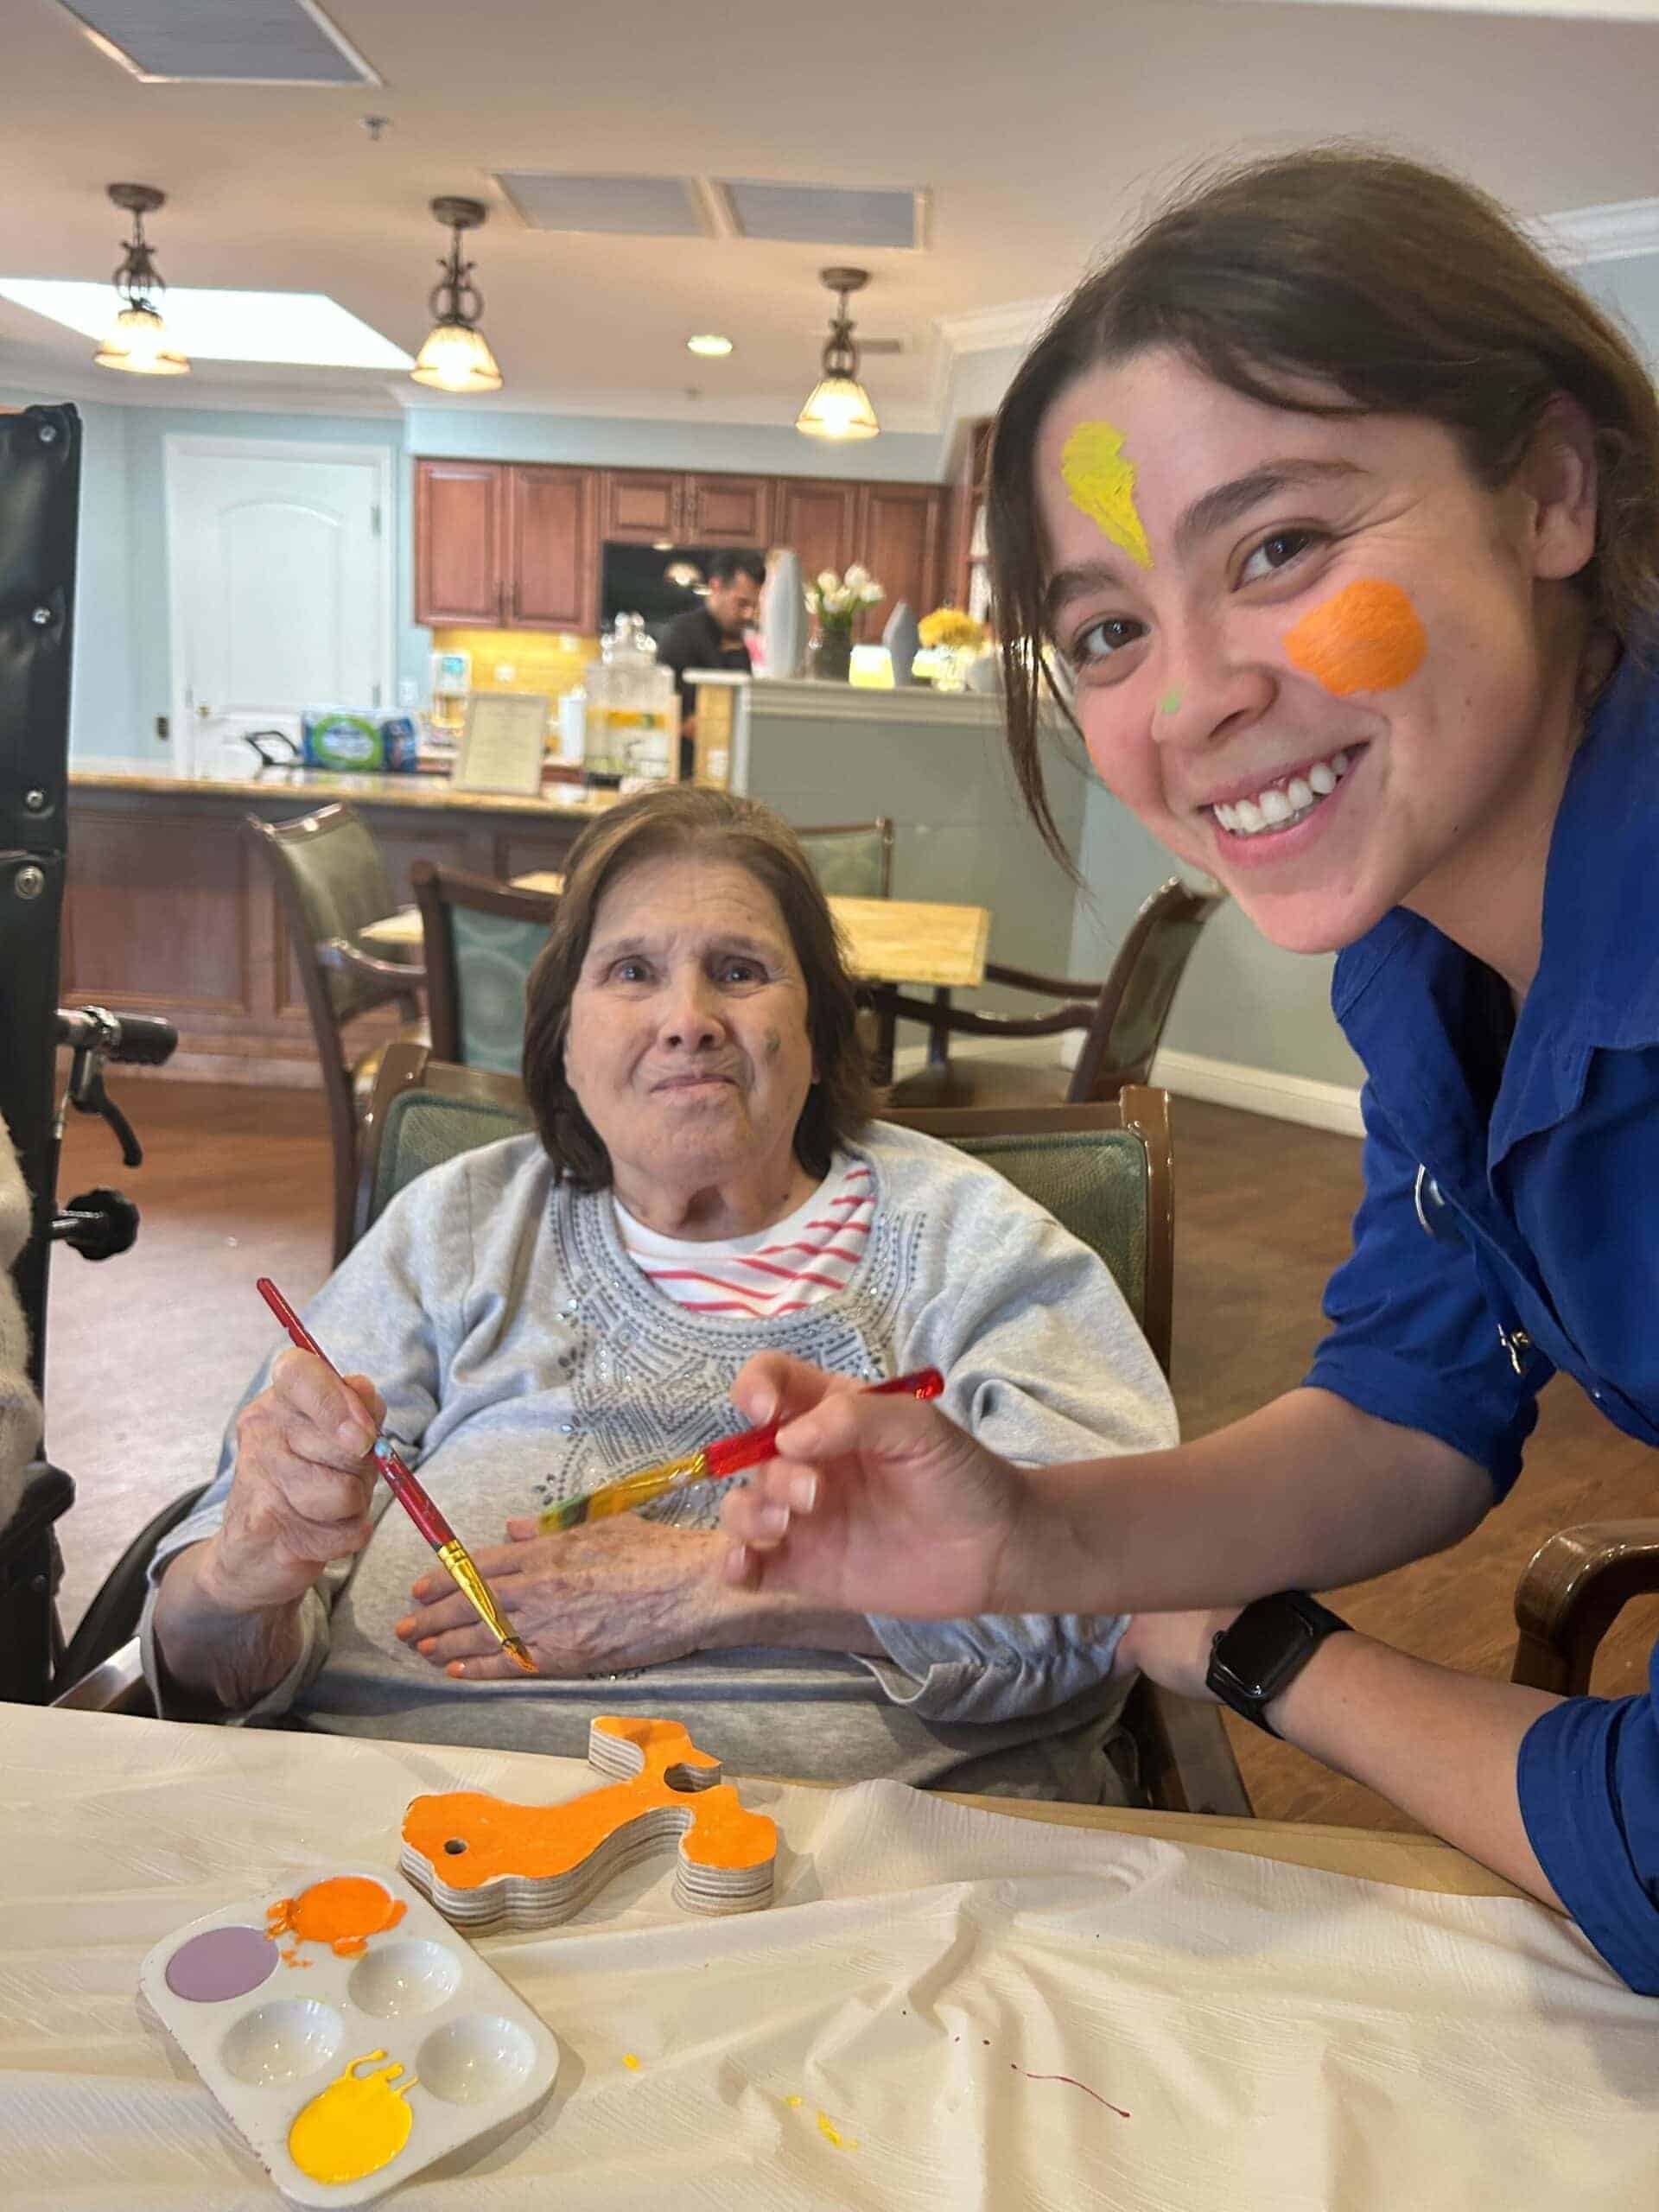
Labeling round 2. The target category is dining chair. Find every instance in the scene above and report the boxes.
[876,876,1224,1111]
[410,861,560,1078]
[248,805,428,1266]
[796,818,894,899]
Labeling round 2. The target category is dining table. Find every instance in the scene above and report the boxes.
[358,876,993,994]
[6,1700,1655,2210]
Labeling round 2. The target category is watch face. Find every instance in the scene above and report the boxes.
[1214,1605,1317,1700]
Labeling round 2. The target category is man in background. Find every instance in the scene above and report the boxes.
[656,550,764,777]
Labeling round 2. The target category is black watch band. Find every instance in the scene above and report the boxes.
[1205,1592,1351,1738]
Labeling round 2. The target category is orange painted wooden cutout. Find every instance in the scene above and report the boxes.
[400,1717,779,1926]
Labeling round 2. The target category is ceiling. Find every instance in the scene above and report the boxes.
[6,0,1659,430]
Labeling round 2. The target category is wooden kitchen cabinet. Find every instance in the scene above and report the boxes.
[416,457,944,639]
[600,470,682,543]
[683,473,772,544]
[773,479,860,591]
[416,458,596,630]
[857,481,944,636]
[510,465,596,629]
[415,460,506,626]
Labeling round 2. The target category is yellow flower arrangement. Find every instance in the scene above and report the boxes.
[918,607,988,651]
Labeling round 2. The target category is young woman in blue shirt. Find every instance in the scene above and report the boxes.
[717,148,1659,1993]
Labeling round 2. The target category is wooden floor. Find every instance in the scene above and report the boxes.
[41,1082,1659,1831]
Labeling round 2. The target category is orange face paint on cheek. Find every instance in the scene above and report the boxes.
[1282,579,1426,696]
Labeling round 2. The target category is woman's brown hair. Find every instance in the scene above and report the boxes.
[991,147,1659,863]
[522,785,874,1188]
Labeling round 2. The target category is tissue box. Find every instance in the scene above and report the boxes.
[301,709,420,773]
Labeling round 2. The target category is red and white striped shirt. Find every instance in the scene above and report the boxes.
[615,1155,873,1319]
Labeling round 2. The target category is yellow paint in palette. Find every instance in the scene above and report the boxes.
[288,2050,416,2185]
[1061,421,1154,569]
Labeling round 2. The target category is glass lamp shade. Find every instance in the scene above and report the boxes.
[795,372,879,440]
[93,302,189,375]
[410,318,503,393]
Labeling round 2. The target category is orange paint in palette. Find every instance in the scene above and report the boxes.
[267,1874,407,1961]
[402,1715,779,1927]
[1283,579,1426,696]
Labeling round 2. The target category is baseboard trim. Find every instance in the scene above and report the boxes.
[1150,1048,1363,1137]
[890,1034,1363,1135]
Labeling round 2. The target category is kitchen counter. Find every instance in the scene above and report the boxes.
[62,766,606,1087]
[69,760,618,819]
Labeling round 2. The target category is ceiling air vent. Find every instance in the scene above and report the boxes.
[54,0,379,86]
[494,174,709,238]
[713,181,926,251]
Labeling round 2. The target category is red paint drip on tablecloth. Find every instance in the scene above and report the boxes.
[1012,2063,1129,2120]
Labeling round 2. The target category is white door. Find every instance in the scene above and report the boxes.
[167,437,392,773]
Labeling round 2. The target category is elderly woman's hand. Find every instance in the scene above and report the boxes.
[718,1352,1031,1619]
[197,1349,385,1616]
[395,1516,740,1680]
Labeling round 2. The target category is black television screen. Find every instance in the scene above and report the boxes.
[601,542,762,631]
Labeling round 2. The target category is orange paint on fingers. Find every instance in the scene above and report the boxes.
[1283,580,1426,696]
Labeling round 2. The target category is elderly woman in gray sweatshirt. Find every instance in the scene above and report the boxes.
[146,787,1173,1800]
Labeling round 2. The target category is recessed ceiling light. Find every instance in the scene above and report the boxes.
[686,333,733,358]
[0,280,411,369]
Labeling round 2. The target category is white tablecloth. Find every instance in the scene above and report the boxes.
[1,1706,1654,2209]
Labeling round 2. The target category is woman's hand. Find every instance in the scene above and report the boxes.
[715,1353,1030,1619]
[396,1515,739,1680]
[1113,1607,1243,1701]
[197,1349,385,1616]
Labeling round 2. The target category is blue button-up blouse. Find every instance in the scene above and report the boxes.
[1303,647,1659,1991]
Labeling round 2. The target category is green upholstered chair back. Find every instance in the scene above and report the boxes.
[252,804,404,1023]
[797,818,893,900]
[410,862,559,1077]
[361,1051,533,1237]
[934,1128,1146,1344]
[879,1096,1172,1373]
[451,905,551,1072]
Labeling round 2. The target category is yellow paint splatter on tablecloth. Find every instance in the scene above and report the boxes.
[1061,421,1154,569]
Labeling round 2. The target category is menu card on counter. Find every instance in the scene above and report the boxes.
[452,692,550,796]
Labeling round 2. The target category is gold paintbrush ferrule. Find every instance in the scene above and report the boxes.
[437,1539,536,1674]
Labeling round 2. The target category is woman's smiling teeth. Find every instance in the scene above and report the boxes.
[1211,749,1354,838]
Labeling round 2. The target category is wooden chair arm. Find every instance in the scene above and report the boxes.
[866,984,1090,1041]
[983,960,1106,998]
[318,938,427,990]
[1122,1676,1252,1817]
[51,1636,154,1715]
[1511,1521,1659,1695]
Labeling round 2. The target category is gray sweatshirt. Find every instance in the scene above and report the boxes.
[143,1122,1175,1799]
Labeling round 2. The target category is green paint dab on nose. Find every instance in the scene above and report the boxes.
[1157,690,1182,716]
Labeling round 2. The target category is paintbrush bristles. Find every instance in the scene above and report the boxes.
[538,1449,709,1536]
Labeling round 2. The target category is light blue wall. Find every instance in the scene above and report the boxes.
[1067,774,1363,1090]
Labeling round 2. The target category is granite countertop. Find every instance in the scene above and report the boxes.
[67,762,617,817]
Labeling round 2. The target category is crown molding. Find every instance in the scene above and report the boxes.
[935,295,1062,356]
[1526,195,1659,267]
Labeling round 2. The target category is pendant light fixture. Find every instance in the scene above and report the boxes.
[93,183,189,376]
[796,266,879,442]
[410,196,503,395]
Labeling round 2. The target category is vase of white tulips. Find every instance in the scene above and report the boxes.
[805,564,884,681]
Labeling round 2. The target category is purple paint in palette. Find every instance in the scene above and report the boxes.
[165,1923,279,2003]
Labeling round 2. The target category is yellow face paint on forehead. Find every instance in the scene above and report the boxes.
[1060,421,1154,569]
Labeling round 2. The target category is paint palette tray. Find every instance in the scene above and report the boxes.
[401,1715,779,1932]
[138,1866,559,2208]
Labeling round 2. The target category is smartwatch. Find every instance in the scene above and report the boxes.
[1205,1592,1351,1738]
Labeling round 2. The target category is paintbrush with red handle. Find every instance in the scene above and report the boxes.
[537,1368,945,1533]
[255,1275,537,1675]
